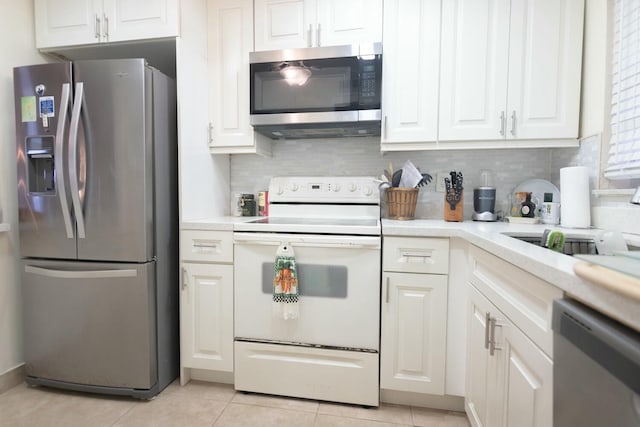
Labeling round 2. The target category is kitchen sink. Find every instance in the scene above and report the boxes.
[505,234,598,256]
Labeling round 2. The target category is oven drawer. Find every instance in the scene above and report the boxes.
[235,341,379,406]
[383,236,449,274]
[180,230,233,264]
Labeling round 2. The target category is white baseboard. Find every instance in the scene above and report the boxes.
[380,389,465,412]
[0,364,25,395]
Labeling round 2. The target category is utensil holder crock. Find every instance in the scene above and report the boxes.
[387,188,419,220]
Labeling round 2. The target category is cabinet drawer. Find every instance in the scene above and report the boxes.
[180,230,233,263]
[468,244,563,357]
[383,236,449,274]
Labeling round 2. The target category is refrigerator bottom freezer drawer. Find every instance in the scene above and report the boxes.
[22,259,157,390]
[234,340,379,406]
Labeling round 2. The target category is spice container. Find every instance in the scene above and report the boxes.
[240,194,256,216]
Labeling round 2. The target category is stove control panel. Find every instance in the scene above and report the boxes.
[269,176,380,204]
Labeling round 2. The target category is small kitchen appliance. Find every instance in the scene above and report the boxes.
[249,44,382,139]
[472,170,497,221]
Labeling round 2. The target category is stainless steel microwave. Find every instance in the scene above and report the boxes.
[249,43,382,139]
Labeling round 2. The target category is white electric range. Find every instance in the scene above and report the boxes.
[233,176,382,407]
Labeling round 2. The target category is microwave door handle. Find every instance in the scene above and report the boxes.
[55,83,74,239]
[69,82,86,239]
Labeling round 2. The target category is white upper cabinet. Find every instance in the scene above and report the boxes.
[439,0,584,142]
[381,0,441,148]
[254,0,382,51]
[207,0,271,155]
[35,0,180,49]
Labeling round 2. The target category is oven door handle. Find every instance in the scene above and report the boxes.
[233,233,380,249]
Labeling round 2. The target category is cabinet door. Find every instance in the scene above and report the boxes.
[505,0,583,139]
[381,272,447,395]
[501,315,553,427]
[103,0,180,43]
[35,0,102,48]
[180,263,234,372]
[439,0,510,141]
[381,0,440,145]
[465,285,493,427]
[316,0,382,47]
[254,0,315,51]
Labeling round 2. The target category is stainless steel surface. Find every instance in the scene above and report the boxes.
[307,24,312,47]
[14,62,76,259]
[22,259,157,389]
[73,59,153,262]
[103,13,109,39]
[317,23,321,46]
[385,276,389,303]
[384,115,388,140]
[553,298,640,427]
[510,110,517,136]
[250,43,382,64]
[250,110,381,126]
[632,186,640,205]
[505,234,598,256]
[13,59,179,398]
[94,14,100,40]
[55,83,74,238]
[69,82,86,239]
[472,211,498,221]
[500,111,506,136]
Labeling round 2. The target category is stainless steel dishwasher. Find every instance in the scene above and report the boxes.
[552,298,640,426]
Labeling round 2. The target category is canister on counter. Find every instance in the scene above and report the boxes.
[240,193,256,216]
[258,191,268,216]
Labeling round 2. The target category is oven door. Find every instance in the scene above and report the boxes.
[234,232,381,351]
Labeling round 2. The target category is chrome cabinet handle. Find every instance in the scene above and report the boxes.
[499,111,506,136]
[489,317,503,356]
[385,276,390,303]
[56,83,74,239]
[484,311,491,349]
[317,24,321,46]
[181,267,188,290]
[103,13,109,40]
[95,14,101,40]
[510,110,517,136]
[307,24,312,47]
[384,115,388,140]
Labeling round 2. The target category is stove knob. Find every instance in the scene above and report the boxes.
[363,186,373,196]
[289,183,299,192]
[332,183,341,192]
[348,183,358,192]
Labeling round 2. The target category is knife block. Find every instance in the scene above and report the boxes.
[444,193,463,222]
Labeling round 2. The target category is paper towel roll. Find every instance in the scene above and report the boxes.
[560,166,591,228]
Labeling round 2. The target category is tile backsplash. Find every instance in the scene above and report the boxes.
[230,138,560,220]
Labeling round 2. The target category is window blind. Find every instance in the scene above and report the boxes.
[605,0,640,179]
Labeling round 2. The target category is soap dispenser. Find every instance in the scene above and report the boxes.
[520,192,536,218]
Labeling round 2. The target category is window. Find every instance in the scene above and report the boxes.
[605,0,640,179]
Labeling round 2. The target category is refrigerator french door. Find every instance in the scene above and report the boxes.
[13,59,178,398]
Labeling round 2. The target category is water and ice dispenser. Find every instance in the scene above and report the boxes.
[26,136,55,194]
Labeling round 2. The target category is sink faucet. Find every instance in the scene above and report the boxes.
[632,186,640,205]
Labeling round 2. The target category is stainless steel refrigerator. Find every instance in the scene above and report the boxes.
[13,59,178,399]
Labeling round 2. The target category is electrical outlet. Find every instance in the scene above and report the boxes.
[436,172,447,193]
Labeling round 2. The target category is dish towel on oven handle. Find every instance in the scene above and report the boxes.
[273,243,299,320]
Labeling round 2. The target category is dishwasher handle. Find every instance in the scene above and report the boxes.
[552,299,640,395]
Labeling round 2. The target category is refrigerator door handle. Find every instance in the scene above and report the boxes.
[69,82,86,239]
[56,83,74,239]
[25,265,138,279]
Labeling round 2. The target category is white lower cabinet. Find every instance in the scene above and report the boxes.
[381,272,448,394]
[180,263,233,372]
[465,245,558,427]
[180,229,234,382]
[381,237,450,396]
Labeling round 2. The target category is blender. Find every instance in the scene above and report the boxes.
[472,170,498,221]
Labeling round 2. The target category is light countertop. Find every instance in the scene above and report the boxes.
[181,217,640,332]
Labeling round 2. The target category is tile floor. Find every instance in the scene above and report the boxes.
[0,380,471,427]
